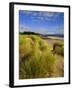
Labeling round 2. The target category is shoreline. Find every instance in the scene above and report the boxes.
[42,36,64,40]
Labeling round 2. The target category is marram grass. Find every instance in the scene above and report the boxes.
[19,35,64,79]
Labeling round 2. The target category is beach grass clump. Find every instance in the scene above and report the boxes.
[53,42,64,56]
[19,35,56,79]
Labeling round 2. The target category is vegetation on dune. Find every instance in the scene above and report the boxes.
[19,35,57,79]
[53,42,64,56]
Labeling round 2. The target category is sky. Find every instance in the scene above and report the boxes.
[19,10,64,35]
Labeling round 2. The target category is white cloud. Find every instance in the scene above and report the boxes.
[19,25,31,32]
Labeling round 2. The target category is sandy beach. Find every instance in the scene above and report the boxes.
[43,37,64,46]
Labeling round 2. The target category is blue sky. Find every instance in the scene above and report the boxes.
[19,10,64,35]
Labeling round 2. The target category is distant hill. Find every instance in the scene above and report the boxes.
[19,31,64,38]
[19,31,40,35]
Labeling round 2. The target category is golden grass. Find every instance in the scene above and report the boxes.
[19,35,64,79]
